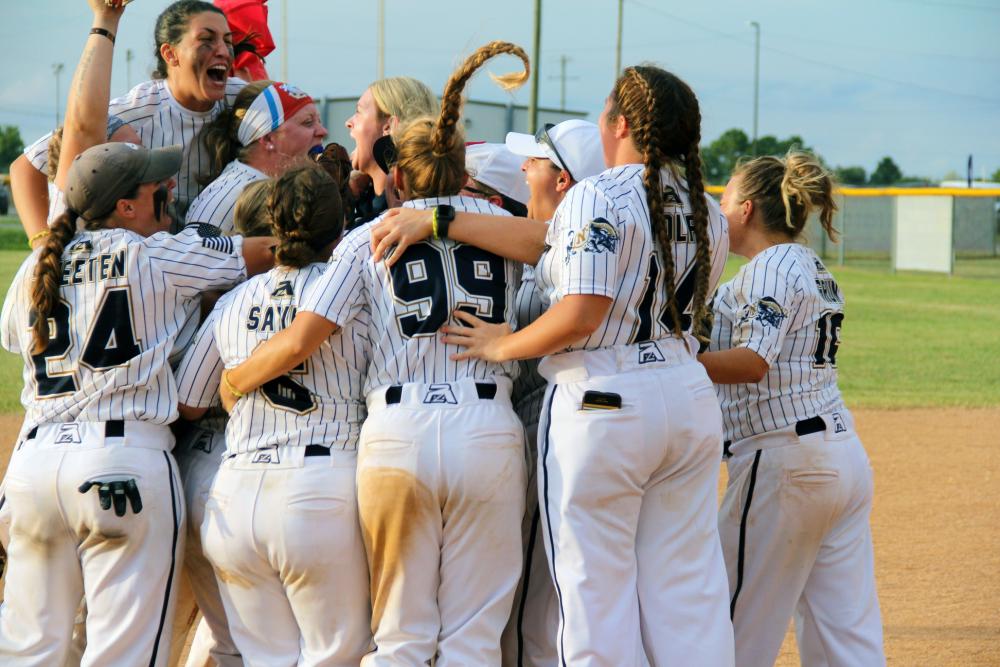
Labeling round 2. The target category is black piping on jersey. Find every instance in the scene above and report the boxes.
[540,385,568,667]
[515,505,542,666]
[149,451,180,667]
[730,449,763,620]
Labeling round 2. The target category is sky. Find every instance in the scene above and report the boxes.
[1,0,998,180]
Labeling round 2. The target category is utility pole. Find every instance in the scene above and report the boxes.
[548,55,578,111]
[615,0,624,78]
[528,0,541,133]
[281,0,289,80]
[377,0,385,79]
[126,49,134,90]
[53,63,64,127]
[749,21,760,156]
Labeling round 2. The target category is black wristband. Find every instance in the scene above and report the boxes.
[90,27,115,44]
[435,204,455,240]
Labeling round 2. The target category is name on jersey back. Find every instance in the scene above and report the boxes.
[60,250,127,286]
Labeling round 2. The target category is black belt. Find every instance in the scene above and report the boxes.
[384,382,497,405]
[723,416,827,458]
[304,444,331,457]
[25,420,125,441]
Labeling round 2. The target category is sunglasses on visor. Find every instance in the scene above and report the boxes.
[535,123,574,182]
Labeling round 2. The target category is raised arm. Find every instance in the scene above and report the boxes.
[54,0,127,192]
[10,155,49,245]
[371,207,548,267]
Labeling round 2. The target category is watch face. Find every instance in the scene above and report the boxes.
[438,204,456,221]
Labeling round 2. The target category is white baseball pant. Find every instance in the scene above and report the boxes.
[201,445,372,666]
[0,421,185,667]
[720,412,884,667]
[537,340,735,666]
[359,377,526,667]
[174,426,242,667]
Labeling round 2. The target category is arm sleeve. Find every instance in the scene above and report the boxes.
[175,308,224,408]
[24,132,52,173]
[142,225,247,296]
[728,264,801,365]
[555,181,620,298]
[299,228,369,327]
[0,258,32,354]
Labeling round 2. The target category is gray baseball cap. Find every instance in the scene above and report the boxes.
[65,142,182,221]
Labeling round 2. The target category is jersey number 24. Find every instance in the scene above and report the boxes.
[30,287,141,398]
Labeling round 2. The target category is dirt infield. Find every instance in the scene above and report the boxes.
[1,408,998,664]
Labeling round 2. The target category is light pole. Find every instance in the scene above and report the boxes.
[528,0,541,133]
[126,49,134,90]
[749,21,760,156]
[377,0,385,79]
[548,55,578,111]
[615,0,624,78]
[53,63,65,127]
[281,0,288,80]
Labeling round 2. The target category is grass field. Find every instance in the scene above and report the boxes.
[0,247,995,411]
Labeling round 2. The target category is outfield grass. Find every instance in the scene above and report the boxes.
[0,250,995,413]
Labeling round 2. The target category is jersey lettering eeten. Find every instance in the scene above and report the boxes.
[185,159,268,234]
[535,165,729,350]
[0,227,246,430]
[177,265,371,454]
[708,243,848,442]
[303,195,520,394]
[25,78,246,215]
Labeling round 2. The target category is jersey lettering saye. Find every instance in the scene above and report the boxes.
[535,165,729,350]
[25,78,246,215]
[0,227,246,431]
[709,243,847,442]
[176,264,371,454]
[302,195,520,394]
[185,160,268,234]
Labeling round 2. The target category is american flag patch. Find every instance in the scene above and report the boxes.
[202,236,234,254]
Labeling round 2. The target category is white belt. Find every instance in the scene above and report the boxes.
[366,377,513,413]
[538,334,699,384]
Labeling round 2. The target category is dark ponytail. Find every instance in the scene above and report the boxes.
[268,166,344,268]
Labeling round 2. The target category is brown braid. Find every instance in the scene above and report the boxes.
[199,80,274,185]
[608,65,711,340]
[30,211,103,353]
[267,166,344,268]
[395,42,528,198]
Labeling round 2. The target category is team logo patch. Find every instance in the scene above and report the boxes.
[270,280,295,299]
[252,448,280,464]
[192,430,214,454]
[831,412,848,434]
[69,240,93,255]
[55,424,82,444]
[423,384,457,405]
[738,296,788,328]
[565,218,618,262]
[638,341,666,365]
[662,185,682,205]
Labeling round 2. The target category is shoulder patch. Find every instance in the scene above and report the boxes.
[738,296,788,328]
[202,236,234,254]
[662,185,682,205]
[565,217,619,262]
[270,280,295,299]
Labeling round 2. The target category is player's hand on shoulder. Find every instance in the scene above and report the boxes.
[78,478,142,517]
[370,207,434,267]
[441,310,512,363]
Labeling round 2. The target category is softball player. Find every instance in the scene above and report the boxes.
[186,80,328,233]
[221,42,531,666]
[372,65,734,666]
[701,153,884,667]
[178,166,372,665]
[0,141,268,666]
[12,0,245,241]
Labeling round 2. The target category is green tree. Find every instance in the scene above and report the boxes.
[990,167,1000,183]
[869,157,902,185]
[0,125,24,171]
[701,128,749,185]
[835,166,867,185]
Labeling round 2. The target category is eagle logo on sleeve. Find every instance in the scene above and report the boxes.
[565,217,619,262]
[738,296,788,328]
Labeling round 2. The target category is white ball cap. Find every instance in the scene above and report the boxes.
[465,142,531,205]
[505,119,606,183]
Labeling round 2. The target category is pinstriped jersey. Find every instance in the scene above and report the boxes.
[535,165,728,350]
[708,244,847,442]
[302,195,520,394]
[185,160,268,233]
[512,263,547,427]
[0,227,246,431]
[177,264,371,453]
[25,78,246,216]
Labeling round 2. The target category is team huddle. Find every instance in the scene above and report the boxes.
[0,1,886,666]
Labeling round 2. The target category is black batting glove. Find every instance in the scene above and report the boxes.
[78,479,143,517]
